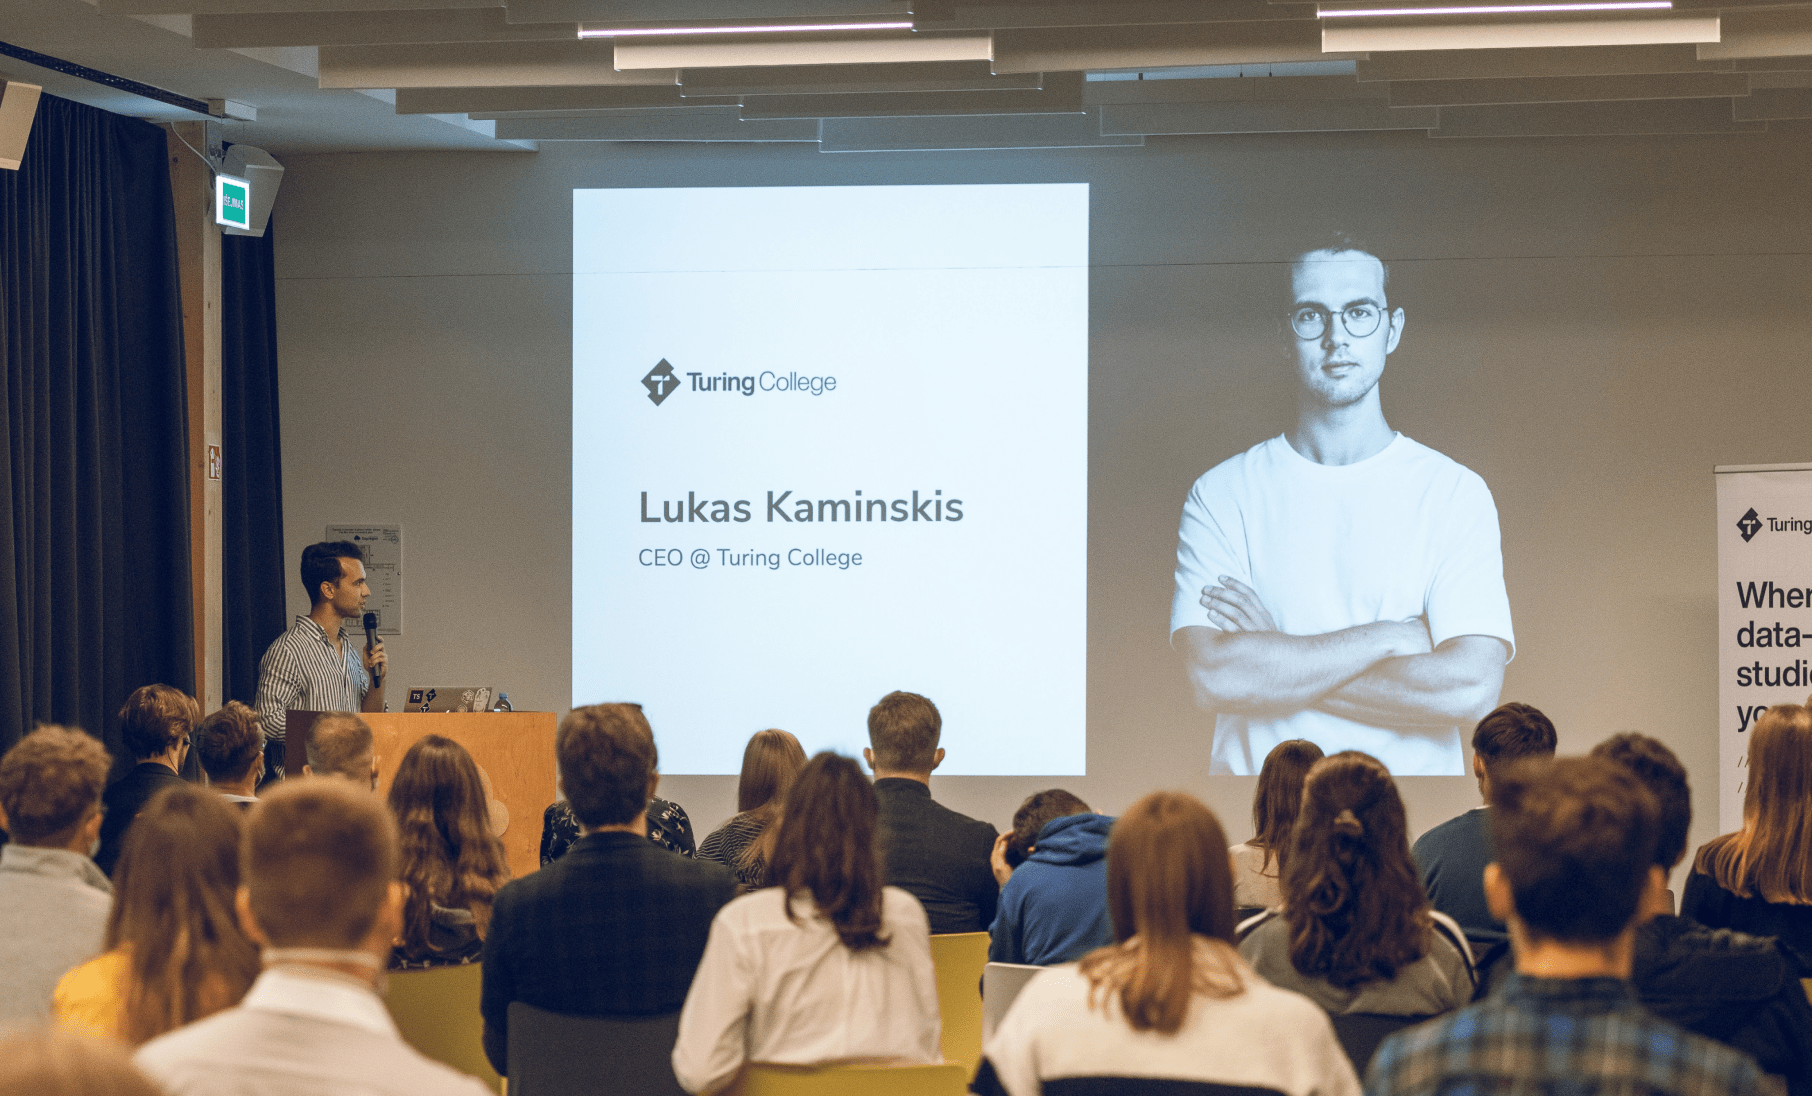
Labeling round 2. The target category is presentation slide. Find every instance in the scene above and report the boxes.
[573,184,1089,775]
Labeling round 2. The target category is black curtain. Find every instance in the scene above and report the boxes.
[0,95,194,759]
[221,222,286,706]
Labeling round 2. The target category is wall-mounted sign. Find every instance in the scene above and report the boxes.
[327,523,402,635]
[215,173,249,230]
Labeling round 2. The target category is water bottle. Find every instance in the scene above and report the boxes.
[492,692,513,712]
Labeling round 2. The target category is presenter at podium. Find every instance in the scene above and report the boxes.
[254,541,389,777]
[1170,238,1514,776]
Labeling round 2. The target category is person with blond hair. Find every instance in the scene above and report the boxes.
[0,726,113,1024]
[976,791,1357,1096]
[96,684,199,875]
[698,728,806,890]
[672,752,941,1095]
[54,785,259,1043]
[387,734,511,969]
[1682,702,1812,960]
[1230,739,1324,910]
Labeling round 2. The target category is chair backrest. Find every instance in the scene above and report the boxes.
[738,1061,968,1096]
[928,932,990,1077]
[981,963,1043,1044]
[1330,1013,1429,1075]
[507,1001,684,1096]
[383,963,501,1094]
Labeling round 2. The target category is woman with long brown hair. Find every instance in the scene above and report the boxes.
[387,734,512,969]
[53,786,259,1043]
[672,752,939,1095]
[1682,703,1812,956]
[697,728,806,889]
[976,791,1356,1096]
[1238,752,1473,1024]
[1230,739,1324,911]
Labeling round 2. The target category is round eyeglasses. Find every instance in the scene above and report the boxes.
[1290,303,1384,340]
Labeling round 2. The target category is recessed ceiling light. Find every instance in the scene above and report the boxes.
[1320,1,1669,14]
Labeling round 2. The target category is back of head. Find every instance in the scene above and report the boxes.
[305,712,373,784]
[1472,702,1557,774]
[1250,739,1324,861]
[1590,734,1690,871]
[387,734,509,954]
[243,778,399,948]
[108,785,257,1044]
[737,728,806,816]
[557,703,656,828]
[1005,789,1091,868]
[1698,704,1812,903]
[768,752,888,951]
[192,702,263,786]
[1490,756,1658,943]
[1080,791,1240,1035]
[0,1027,164,1096]
[300,540,363,605]
[0,726,110,847]
[118,685,200,763]
[1281,752,1428,989]
[866,691,940,774]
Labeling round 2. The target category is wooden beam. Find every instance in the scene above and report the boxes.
[165,124,223,711]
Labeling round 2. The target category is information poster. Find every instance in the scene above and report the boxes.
[1714,464,1812,832]
[326,523,403,634]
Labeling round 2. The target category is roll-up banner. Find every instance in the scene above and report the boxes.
[1714,463,1812,833]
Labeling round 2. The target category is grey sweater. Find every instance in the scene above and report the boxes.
[1237,909,1475,1018]
[0,844,112,1023]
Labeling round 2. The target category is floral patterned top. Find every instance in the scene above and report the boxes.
[539,796,696,866]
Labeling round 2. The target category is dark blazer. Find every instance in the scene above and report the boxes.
[95,762,186,876]
[874,777,999,936]
[479,831,735,1076]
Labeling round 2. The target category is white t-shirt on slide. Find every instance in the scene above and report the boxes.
[1171,433,1514,775]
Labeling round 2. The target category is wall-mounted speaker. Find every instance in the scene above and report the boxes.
[220,143,282,237]
[0,80,43,171]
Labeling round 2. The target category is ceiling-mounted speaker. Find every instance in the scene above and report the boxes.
[0,80,43,171]
[220,144,282,237]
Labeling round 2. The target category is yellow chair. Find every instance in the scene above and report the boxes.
[929,931,990,1079]
[384,963,503,1094]
[737,1061,968,1096]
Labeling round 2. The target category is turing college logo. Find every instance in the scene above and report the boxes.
[1738,507,1763,542]
[642,359,679,406]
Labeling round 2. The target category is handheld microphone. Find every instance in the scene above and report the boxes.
[363,612,382,687]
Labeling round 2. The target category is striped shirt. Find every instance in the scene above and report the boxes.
[1364,974,1782,1096]
[254,615,369,743]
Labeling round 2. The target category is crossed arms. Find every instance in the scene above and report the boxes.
[1174,578,1508,740]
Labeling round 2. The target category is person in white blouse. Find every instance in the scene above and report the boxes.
[671,752,942,1095]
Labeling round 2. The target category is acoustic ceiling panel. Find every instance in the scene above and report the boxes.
[991,21,1361,73]
[100,0,498,12]
[394,84,720,112]
[492,110,822,139]
[1698,8,1812,59]
[317,41,677,87]
[1323,14,1720,54]
[192,10,573,48]
[1387,71,1750,105]
[611,33,994,70]
[1085,73,1388,102]
[1354,44,1728,81]
[1100,98,1437,133]
[738,78,1082,117]
[678,60,1040,95]
[911,0,1316,28]
[502,0,908,21]
[1733,86,1812,117]
[1433,96,1764,134]
[818,110,1143,149]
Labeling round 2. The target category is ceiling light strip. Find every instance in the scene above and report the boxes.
[1320,1,1669,15]
[578,21,913,39]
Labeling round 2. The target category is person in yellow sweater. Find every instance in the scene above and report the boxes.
[55,784,259,1042]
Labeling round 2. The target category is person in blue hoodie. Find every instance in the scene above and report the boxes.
[988,790,1115,965]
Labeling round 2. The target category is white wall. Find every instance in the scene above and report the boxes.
[273,131,1812,886]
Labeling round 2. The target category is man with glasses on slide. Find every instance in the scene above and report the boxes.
[1171,238,1514,776]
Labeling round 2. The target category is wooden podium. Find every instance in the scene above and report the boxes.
[285,711,555,878]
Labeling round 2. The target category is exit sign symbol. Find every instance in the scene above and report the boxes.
[215,174,250,229]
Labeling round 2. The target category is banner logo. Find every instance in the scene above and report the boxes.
[642,360,679,406]
[1738,507,1763,542]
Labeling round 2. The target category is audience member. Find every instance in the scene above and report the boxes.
[191,701,263,807]
[95,685,199,876]
[978,791,1357,1096]
[0,727,113,1024]
[54,785,259,1042]
[988,789,1114,965]
[1682,703,1812,961]
[1230,739,1324,910]
[135,780,490,1095]
[482,704,735,1077]
[1239,753,1473,1034]
[0,1027,164,1096]
[1411,701,1555,945]
[697,728,806,890]
[866,690,999,935]
[540,796,697,862]
[303,711,378,788]
[672,753,941,1094]
[1366,757,1774,1096]
[388,734,511,970]
[1594,732,1812,1096]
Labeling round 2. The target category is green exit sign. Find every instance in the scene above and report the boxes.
[215,174,249,230]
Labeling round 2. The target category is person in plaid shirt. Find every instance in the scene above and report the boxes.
[1365,756,1780,1096]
